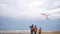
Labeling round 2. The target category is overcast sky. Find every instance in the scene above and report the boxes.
[0,0,60,30]
[0,0,60,19]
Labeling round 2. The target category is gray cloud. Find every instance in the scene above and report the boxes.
[0,0,60,19]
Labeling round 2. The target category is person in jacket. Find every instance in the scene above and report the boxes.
[39,27,42,34]
[30,24,34,34]
[33,24,37,34]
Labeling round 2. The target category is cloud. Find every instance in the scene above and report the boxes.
[46,1,60,10]
[0,0,60,30]
[0,0,60,19]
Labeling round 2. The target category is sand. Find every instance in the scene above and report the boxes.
[41,31,60,34]
[0,30,60,34]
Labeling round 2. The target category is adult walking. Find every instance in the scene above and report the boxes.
[34,24,37,34]
[39,27,42,34]
[30,24,34,34]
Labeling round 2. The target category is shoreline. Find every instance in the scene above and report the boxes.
[0,30,60,32]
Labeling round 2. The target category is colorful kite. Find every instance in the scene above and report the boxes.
[41,13,51,20]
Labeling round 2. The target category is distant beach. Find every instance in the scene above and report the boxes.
[0,30,60,34]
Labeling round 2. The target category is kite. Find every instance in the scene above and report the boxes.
[41,13,51,20]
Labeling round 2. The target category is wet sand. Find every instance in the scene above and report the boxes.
[0,30,60,34]
[0,32,60,34]
[41,31,60,34]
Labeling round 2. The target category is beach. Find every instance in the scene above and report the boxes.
[0,30,60,34]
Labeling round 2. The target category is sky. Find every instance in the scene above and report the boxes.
[0,0,60,30]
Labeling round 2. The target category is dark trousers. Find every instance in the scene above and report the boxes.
[31,30,33,34]
[39,32,41,34]
[34,32,36,34]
